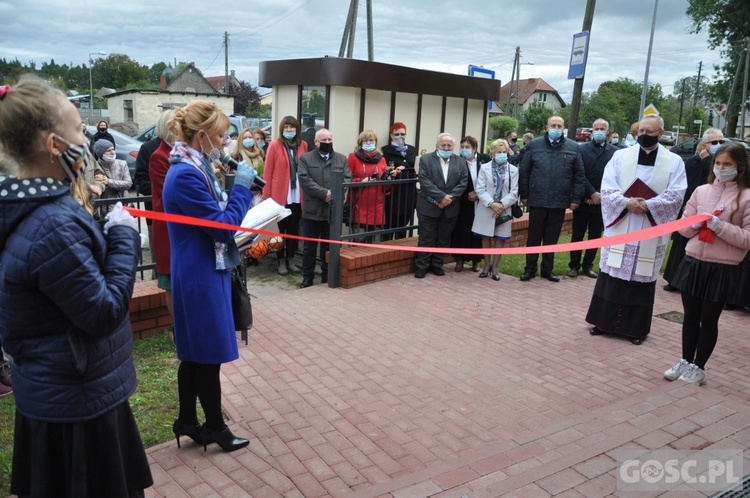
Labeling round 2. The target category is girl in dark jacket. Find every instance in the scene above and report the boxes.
[0,76,152,497]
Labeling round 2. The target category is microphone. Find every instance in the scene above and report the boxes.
[220,152,266,188]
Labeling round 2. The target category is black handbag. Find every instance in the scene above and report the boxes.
[231,267,253,331]
[495,212,513,226]
[511,203,523,218]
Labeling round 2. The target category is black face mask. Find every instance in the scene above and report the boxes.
[318,142,333,154]
[637,133,659,148]
[98,127,106,133]
[510,138,518,143]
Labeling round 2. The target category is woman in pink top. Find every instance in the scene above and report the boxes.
[664,142,750,386]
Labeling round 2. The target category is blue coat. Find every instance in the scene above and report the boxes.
[163,161,253,364]
[0,177,140,422]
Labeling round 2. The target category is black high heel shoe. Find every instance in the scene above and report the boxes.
[173,420,205,448]
[202,426,249,452]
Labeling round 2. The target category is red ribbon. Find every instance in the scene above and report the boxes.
[698,207,724,243]
[124,206,710,256]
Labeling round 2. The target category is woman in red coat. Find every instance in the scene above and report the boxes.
[347,129,389,242]
[262,116,308,274]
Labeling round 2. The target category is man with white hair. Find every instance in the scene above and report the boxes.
[586,114,687,345]
[414,133,468,278]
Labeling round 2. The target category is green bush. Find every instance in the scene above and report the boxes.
[488,116,520,137]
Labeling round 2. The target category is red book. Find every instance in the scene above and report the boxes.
[623,177,657,200]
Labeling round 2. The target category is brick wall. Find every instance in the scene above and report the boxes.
[130,279,173,339]
[336,211,574,289]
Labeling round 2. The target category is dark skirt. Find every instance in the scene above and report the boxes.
[726,252,750,308]
[11,402,153,498]
[663,232,689,283]
[672,255,739,304]
[585,271,656,339]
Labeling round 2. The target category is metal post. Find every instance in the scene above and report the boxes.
[88,51,106,124]
[740,37,750,138]
[567,0,595,139]
[638,0,659,119]
[366,0,374,62]
[328,169,344,288]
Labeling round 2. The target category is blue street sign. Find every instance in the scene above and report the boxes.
[568,31,590,80]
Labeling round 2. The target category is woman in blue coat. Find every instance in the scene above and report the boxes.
[163,101,256,452]
[0,75,152,497]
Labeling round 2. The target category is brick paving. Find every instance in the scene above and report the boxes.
[144,266,750,497]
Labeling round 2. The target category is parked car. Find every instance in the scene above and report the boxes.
[669,137,699,160]
[659,131,678,146]
[575,127,592,142]
[87,126,141,179]
[725,137,750,151]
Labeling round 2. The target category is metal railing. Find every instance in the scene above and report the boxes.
[328,170,418,288]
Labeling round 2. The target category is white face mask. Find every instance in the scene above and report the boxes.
[102,152,116,163]
[201,133,221,162]
[714,167,738,182]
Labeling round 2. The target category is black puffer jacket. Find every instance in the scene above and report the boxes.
[519,133,585,208]
[0,175,140,422]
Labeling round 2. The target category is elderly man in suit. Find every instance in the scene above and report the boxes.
[415,133,469,278]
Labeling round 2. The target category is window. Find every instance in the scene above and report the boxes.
[162,102,186,110]
[123,100,133,122]
[537,93,547,103]
[301,86,327,130]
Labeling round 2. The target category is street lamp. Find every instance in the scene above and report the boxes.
[88,51,106,123]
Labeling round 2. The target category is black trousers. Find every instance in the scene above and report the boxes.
[525,206,565,276]
[276,202,301,261]
[415,210,458,271]
[569,206,603,271]
[681,292,723,369]
[301,218,329,280]
[177,361,224,432]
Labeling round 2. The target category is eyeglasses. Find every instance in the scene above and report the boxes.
[393,133,405,137]
[709,140,725,145]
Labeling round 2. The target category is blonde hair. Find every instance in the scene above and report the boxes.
[235,127,262,159]
[489,139,510,155]
[169,101,229,144]
[355,129,380,153]
[155,109,176,143]
[0,74,67,162]
[70,176,94,215]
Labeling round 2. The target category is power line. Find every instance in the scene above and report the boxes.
[233,0,315,38]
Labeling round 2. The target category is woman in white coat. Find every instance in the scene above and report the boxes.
[472,139,519,280]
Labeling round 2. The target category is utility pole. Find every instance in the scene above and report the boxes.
[723,42,745,137]
[513,47,521,119]
[224,31,230,95]
[638,0,659,120]
[690,61,702,134]
[567,0,595,139]
[366,0,374,61]
[740,37,750,139]
[507,49,518,113]
[339,0,359,58]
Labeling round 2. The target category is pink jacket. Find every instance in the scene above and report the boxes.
[679,179,750,265]
[261,139,308,205]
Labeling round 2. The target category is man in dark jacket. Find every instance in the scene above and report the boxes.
[519,115,585,282]
[568,118,618,278]
[297,128,352,288]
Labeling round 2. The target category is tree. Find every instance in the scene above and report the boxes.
[520,101,553,134]
[488,116,519,138]
[92,53,149,89]
[233,80,261,116]
[686,0,750,136]
[149,62,169,85]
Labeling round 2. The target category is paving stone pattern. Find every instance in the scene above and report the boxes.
[144,267,750,497]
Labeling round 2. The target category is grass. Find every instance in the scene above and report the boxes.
[0,329,182,496]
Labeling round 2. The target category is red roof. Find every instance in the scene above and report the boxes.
[498,77,565,107]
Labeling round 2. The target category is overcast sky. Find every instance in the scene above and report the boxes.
[0,0,723,102]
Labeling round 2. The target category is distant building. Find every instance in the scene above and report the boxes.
[103,63,234,131]
[498,77,566,114]
[205,70,242,95]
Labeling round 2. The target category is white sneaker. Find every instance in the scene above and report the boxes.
[664,359,691,381]
[286,260,301,273]
[678,363,707,386]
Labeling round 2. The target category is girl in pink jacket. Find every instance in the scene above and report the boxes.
[664,142,750,386]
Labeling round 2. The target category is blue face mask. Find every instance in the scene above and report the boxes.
[258,141,266,148]
[362,143,377,153]
[283,131,296,140]
[494,153,508,164]
[437,149,453,159]
[592,130,607,143]
[709,144,722,155]
[611,138,619,145]
[460,148,473,159]
[242,138,255,148]
[548,129,563,141]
